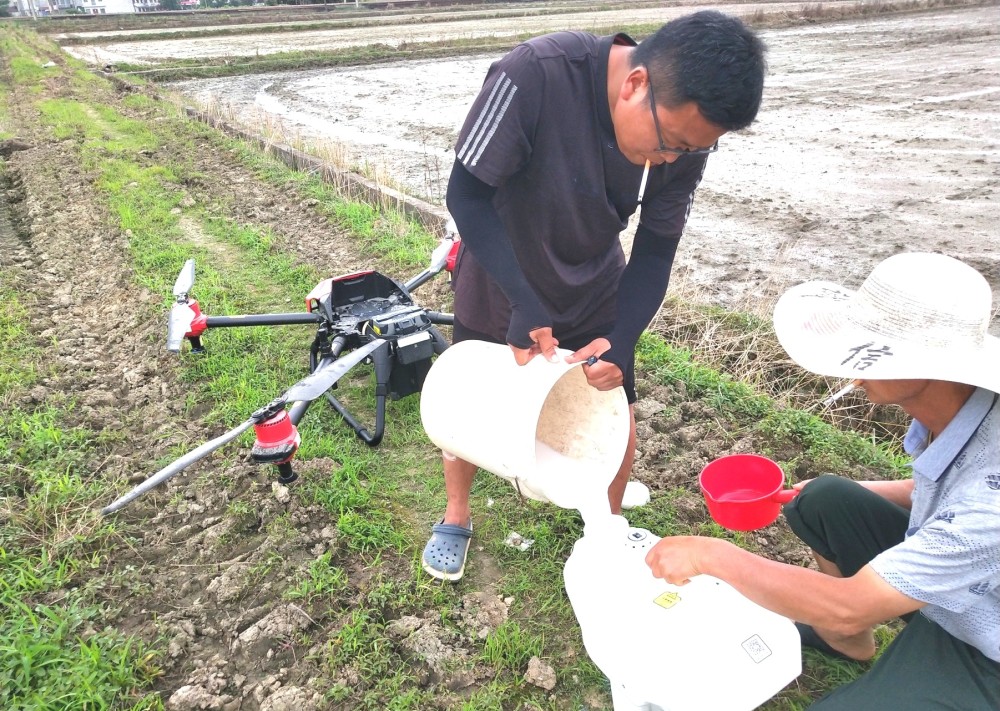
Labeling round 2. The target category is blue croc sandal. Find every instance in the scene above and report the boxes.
[422,519,473,582]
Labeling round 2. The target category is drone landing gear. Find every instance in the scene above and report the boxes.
[310,318,448,449]
[322,341,392,447]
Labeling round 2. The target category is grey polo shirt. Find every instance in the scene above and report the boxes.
[870,387,1000,662]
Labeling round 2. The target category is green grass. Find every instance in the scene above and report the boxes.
[284,551,349,601]
[228,142,438,272]
[9,56,56,90]
[306,461,408,553]
[0,24,922,709]
[0,86,10,140]
[0,394,162,709]
[757,406,911,476]
[37,99,160,157]
[636,332,909,478]
[0,592,161,711]
[104,36,530,82]
[481,620,544,672]
[0,285,38,396]
[323,609,412,695]
[18,52,446,703]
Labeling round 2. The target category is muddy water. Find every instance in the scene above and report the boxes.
[170,56,488,203]
[165,6,1000,323]
[66,3,812,64]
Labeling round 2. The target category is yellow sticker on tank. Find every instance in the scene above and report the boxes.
[653,591,681,609]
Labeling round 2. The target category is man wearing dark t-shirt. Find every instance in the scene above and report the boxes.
[422,11,767,581]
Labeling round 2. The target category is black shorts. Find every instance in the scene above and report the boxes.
[784,476,1000,710]
[452,316,637,404]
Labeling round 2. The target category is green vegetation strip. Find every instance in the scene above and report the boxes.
[0,226,161,708]
[635,335,909,476]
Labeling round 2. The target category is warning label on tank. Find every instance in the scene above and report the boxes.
[653,591,681,609]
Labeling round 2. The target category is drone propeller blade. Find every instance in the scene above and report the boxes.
[166,302,196,353]
[166,260,198,353]
[103,339,387,515]
[403,232,457,292]
[173,259,196,297]
[283,338,387,403]
[101,418,256,515]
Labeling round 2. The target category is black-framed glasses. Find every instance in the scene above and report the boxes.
[646,69,719,156]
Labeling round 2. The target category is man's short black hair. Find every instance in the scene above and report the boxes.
[632,10,767,131]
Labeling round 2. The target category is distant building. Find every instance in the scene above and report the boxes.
[49,0,156,13]
[12,0,56,15]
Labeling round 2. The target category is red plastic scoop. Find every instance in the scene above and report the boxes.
[699,454,799,531]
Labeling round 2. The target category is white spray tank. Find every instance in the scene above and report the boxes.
[564,521,802,711]
[420,340,801,710]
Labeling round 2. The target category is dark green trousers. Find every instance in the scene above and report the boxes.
[784,476,1000,710]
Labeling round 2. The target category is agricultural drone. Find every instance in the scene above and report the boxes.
[102,230,460,515]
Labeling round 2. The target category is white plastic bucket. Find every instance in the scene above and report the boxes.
[420,340,630,508]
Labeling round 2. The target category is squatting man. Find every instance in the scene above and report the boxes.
[646,252,1000,709]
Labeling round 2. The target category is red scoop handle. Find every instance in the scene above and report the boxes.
[773,488,800,505]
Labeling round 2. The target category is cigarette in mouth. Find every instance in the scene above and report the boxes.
[821,379,862,408]
[637,159,651,206]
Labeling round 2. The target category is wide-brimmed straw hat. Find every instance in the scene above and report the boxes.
[772,252,1000,394]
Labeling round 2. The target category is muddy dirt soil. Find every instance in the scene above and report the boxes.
[2,4,997,710]
[2,118,818,705]
[63,2,818,64]
[1,107,373,710]
[0,55,821,711]
[147,4,1000,320]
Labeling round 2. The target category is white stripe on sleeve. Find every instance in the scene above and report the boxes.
[457,72,518,167]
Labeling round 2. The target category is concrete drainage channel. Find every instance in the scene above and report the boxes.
[104,67,453,235]
[184,106,453,237]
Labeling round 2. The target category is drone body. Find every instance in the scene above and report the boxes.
[103,235,459,515]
